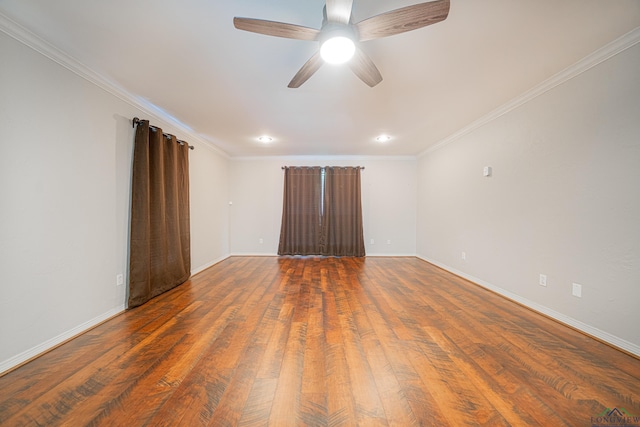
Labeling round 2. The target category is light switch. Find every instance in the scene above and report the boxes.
[572,283,582,298]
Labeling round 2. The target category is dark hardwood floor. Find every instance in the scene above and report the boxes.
[1,256,638,426]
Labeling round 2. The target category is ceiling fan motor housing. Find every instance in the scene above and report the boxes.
[319,22,358,45]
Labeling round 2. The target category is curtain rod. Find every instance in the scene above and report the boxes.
[281,166,365,170]
[132,117,194,150]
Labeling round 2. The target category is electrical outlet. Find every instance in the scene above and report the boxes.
[370,239,374,244]
[259,238,264,244]
[116,274,124,286]
[539,274,547,287]
[572,283,582,298]
[461,252,466,261]
[386,240,391,245]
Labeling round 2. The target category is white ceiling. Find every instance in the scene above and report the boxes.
[1,1,639,157]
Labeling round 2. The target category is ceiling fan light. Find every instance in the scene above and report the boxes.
[320,36,356,64]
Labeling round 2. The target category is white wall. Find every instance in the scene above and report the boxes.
[0,30,229,373]
[416,43,640,353]
[2,16,637,374]
[229,156,417,256]
[190,145,230,273]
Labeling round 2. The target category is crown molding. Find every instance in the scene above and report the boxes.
[4,10,638,161]
[0,11,229,158]
[419,26,640,157]
[230,154,418,162]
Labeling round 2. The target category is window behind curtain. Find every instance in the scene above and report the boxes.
[278,166,365,257]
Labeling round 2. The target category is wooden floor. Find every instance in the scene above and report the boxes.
[1,257,639,426]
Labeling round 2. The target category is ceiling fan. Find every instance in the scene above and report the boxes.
[233,0,450,88]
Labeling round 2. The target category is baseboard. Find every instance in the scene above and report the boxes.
[229,252,278,257]
[227,253,417,257]
[6,256,634,377]
[417,256,640,358]
[191,255,231,276]
[1,255,230,376]
[0,305,126,376]
[366,253,416,257]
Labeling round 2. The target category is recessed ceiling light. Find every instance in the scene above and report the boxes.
[257,136,273,143]
[375,135,391,142]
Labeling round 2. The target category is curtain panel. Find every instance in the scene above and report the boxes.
[128,120,191,308]
[322,167,365,256]
[278,167,323,255]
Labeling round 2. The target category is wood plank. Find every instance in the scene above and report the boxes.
[1,256,638,426]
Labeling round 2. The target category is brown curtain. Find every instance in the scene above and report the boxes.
[128,120,191,308]
[278,167,323,255]
[278,166,365,257]
[321,167,365,256]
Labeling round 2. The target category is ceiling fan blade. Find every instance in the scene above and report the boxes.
[325,0,354,24]
[234,17,320,41]
[355,0,450,42]
[349,48,383,87]
[288,51,324,88]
